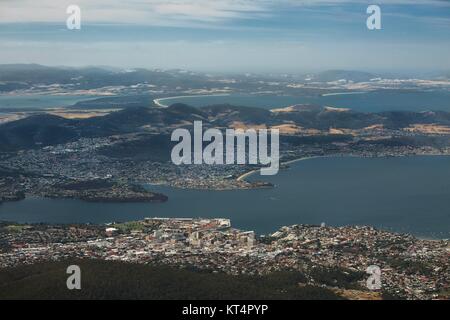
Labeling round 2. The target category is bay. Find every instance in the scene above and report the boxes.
[0,156,449,239]
[0,94,102,110]
[158,90,450,112]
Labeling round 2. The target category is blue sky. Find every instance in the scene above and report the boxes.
[0,0,449,72]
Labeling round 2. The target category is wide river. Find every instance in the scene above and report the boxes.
[0,93,103,110]
[0,156,449,239]
[157,90,450,112]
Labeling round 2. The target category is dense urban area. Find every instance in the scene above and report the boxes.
[0,218,448,300]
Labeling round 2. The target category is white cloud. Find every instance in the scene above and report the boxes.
[0,0,267,25]
[0,0,447,26]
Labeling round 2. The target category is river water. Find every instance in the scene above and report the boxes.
[1,156,449,239]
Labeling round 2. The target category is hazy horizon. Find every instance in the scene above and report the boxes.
[1,1,449,73]
[0,62,448,78]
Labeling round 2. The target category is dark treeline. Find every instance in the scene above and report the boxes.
[0,259,347,300]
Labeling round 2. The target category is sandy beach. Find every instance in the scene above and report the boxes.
[236,156,326,182]
[153,94,231,108]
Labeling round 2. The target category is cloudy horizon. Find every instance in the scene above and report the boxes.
[0,0,449,73]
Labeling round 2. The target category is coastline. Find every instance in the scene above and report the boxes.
[236,155,328,182]
[321,91,369,97]
[153,93,231,108]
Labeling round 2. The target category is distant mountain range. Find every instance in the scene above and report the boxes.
[0,64,213,91]
[0,64,447,93]
[310,70,377,82]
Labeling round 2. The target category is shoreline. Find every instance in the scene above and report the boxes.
[153,93,231,108]
[0,217,446,242]
[236,155,328,182]
[321,91,369,97]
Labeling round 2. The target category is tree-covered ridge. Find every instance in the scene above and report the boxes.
[0,259,347,300]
